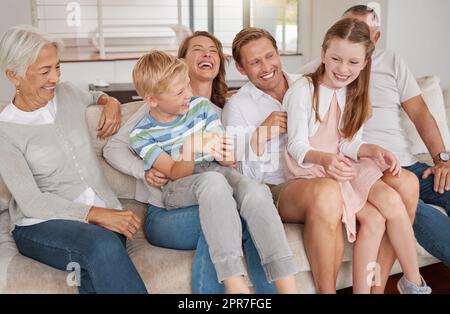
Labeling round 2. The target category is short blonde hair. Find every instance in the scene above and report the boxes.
[133,50,188,98]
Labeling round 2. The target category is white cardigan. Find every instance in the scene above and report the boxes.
[283,76,366,169]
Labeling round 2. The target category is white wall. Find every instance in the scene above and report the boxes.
[307,0,388,61]
[1,1,449,100]
[386,0,450,90]
[0,0,32,103]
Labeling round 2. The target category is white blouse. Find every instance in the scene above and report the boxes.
[283,76,366,169]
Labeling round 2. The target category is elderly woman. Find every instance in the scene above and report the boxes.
[103,31,276,293]
[0,25,147,294]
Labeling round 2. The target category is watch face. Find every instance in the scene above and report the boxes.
[440,152,450,161]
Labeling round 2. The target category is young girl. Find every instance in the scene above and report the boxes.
[283,18,431,294]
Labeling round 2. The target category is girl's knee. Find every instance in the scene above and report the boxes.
[376,183,405,211]
[358,209,386,237]
[398,169,420,199]
[385,169,420,200]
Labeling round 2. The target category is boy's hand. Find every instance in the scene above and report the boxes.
[145,168,169,187]
[183,132,221,159]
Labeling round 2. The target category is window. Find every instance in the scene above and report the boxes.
[32,0,301,60]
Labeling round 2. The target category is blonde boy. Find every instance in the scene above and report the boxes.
[130,51,298,294]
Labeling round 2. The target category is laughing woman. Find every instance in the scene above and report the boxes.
[103,31,276,293]
[0,25,147,294]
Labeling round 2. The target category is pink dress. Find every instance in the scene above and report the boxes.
[285,92,388,243]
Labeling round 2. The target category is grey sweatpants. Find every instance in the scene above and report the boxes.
[161,162,299,283]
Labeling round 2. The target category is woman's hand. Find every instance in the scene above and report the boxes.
[86,207,142,240]
[359,144,401,177]
[145,168,169,188]
[319,153,358,182]
[97,97,121,139]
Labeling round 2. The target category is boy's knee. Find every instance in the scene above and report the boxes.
[197,172,231,190]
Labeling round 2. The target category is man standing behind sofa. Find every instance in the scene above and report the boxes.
[222,28,346,293]
[339,5,450,289]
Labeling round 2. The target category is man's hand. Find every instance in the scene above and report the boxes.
[258,111,287,142]
[422,162,450,194]
[251,111,287,156]
[145,168,169,188]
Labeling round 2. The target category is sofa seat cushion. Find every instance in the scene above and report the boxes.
[0,104,11,215]
[0,198,441,293]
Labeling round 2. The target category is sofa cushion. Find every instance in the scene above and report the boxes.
[85,101,145,199]
[0,211,18,291]
[0,103,11,214]
[402,76,450,154]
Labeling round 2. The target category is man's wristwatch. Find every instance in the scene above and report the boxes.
[433,151,450,164]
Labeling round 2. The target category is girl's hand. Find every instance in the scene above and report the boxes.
[320,153,357,182]
[97,97,121,139]
[361,144,401,177]
[87,207,142,240]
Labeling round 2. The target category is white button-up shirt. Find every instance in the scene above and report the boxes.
[222,72,301,185]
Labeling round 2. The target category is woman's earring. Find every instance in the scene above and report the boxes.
[16,88,20,95]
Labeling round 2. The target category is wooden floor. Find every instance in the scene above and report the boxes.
[338,262,450,294]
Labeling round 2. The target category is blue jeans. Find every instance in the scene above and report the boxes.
[12,220,148,294]
[144,204,277,294]
[405,162,450,268]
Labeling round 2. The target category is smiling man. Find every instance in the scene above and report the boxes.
[222,28,346,293]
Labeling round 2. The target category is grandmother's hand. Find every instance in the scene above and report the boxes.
[87,207,142,240]
[97,97,121,139]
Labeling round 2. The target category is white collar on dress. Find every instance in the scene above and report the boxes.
[317,84,347,120]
